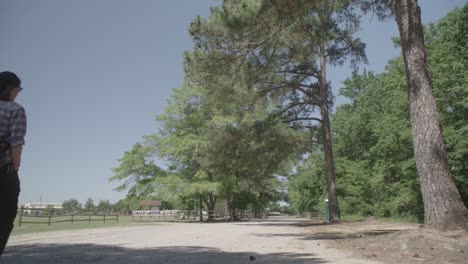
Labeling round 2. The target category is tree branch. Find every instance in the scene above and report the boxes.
[287,117,323,123]
[269,101,310,119]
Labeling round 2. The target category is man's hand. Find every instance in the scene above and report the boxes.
[10,145,22,171]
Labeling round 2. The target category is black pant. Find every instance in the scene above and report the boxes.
[0,164,20,256]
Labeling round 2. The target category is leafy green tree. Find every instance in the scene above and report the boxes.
[199,116,304,219]
[110,71,305,221]
[188,0,368,222]
[97,200,112,212]
[112,199,132,214]
[151,82,304,220]
[150,83,222,220]
[332,63,421,219]
[62,199,82,212]
[112,197,149,213]
[110,142,167,199]
[289,154,327,214]
[84,197,96,211]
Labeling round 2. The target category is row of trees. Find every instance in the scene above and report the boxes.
[62,198,113,212]
[111,1,467,229]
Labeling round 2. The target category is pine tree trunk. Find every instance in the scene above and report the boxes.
[394,0,468,230]
[319,45,341,222]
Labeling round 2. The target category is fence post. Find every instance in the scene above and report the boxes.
[19,205,24,227]
[116,214,119,223]
[71,213,74,224]
[88,213,91,224]
[48,211,52,226]
[104,213,106,224]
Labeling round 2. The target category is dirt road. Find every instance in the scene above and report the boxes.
[3,217,381,264]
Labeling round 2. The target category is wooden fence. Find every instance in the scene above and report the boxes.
[17,206,118,227]
[304,211,326,222]
[16,207,255,227]
[131,209,253,222]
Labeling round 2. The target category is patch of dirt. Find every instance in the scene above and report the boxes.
[305,218,468,264]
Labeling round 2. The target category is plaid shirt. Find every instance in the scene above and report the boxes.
[0,101,27,167]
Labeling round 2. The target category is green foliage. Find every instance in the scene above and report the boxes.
[84,197,96,211]
[112,199,133,213]
[426,5,468,203]
[187,0,373,221]
[110,142,167,199]
[62,199,82,212]
[333,57,423,218]
[288,154,327,213]
[188,0,367,121]
[97,200,112,212]
[291,6,467,219]
[111,77,305,215]
[291,58,423,218]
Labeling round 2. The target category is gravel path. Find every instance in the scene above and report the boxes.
[3,218,381,264]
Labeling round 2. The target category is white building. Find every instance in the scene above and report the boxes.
[23,202,63,215]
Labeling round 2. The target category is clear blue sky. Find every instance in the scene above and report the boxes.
[1,0,465,206]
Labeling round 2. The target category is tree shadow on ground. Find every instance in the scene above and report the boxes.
[252,229,401,240]
[239,222,329,227]
[235,218,328,228]
[240,218,402,240]
[3,244,328,264]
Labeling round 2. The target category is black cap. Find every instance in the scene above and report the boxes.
[0,71,22,95]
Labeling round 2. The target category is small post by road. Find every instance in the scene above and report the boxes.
[48,210,52,226]
[325,199,330,223]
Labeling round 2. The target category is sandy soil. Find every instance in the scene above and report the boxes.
[316,218,468,264]
[3,217,467,264]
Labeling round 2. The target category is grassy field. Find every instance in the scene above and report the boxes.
[11,213,417,241]
[11,215,178,236]
[12,213,393,236]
